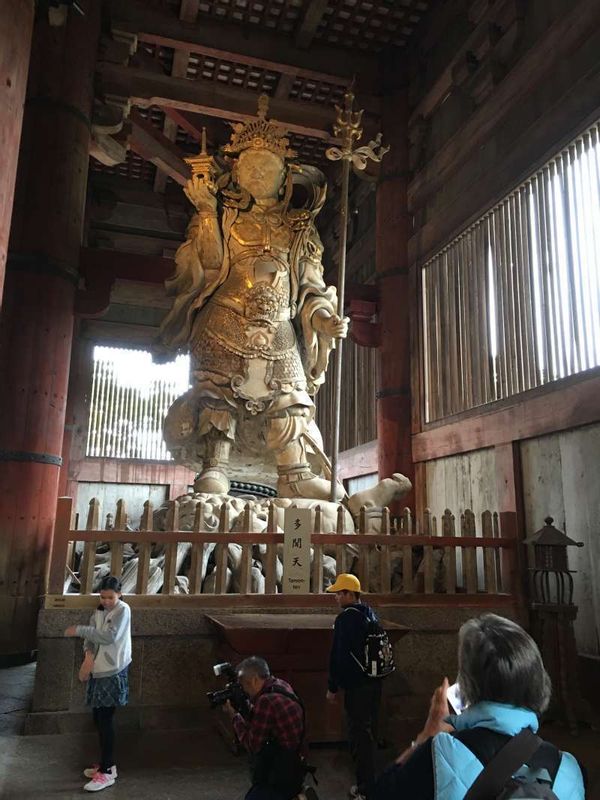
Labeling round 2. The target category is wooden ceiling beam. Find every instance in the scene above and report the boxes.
[99,63,349,141]
[295,0,329,49]
[134,31,380,115]
[153,116,178,192]
[81,247,173,283]
[129,108,190,185]
[135,31,341,86]
[111,0,379,91]
[179,0,199,23]
[154,47,190,192]
[89,171,188,206]
[162,106,203,141]
[77,247,174,315]
[274,73,297,101]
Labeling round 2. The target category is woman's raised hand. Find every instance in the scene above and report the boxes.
[420,677,453,740]
[394,677,453,765]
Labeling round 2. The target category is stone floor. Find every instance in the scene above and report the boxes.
[0,660,357,800]
[0,660,36,737]
[0,727,357,799]
[1,662,599,800]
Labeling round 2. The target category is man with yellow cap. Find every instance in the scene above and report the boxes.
[326,574,382,800]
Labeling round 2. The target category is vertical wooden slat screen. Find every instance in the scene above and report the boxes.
[86,347,190,460]
[422,120,600,423]
[315,335,378,453]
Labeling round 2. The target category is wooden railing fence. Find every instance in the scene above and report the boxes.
[47,497,519,606]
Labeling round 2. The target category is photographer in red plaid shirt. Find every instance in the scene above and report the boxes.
[223,656,315,800]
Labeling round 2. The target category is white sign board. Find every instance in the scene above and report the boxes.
[282,507,311,594]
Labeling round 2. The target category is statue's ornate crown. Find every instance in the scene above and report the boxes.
[223,94,296,159]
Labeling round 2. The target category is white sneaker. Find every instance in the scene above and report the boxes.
[349,787,366,800]
[83,771,116,792]
[83,765,117,779]
[301,789,320,800]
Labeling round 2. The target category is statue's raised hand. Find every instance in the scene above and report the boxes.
[312,310,349,339]
[184,175,217,214]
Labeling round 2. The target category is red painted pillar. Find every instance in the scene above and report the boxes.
[0,1,100,654]
[0,0,34,308]
[375,68,415,508]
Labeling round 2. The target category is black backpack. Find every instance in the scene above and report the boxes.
[346,607,395,679]
[251,685,317,796]
[463,728,561,800]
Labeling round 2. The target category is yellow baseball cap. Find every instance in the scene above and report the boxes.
[326,573,362,593]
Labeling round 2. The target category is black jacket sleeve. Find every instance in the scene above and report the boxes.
[328,606,369,692]
[373,739,435,800]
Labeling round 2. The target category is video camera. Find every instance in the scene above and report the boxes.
[206,662,251,718]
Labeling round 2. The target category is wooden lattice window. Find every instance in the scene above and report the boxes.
[86,346,190,460]
[422,120,600,423]
[316,337,378,453]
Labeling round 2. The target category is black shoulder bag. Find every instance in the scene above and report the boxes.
[251,686,317,797]
[463,728,561,800]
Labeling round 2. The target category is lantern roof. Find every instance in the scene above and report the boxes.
[523,517,583,547]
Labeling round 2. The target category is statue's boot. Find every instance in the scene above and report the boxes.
[347,472,412,516]
[194,467,230,495]
[277,464,345,502]
[194,438,231,495]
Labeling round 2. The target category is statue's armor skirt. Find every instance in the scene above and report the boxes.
[191,302,307,399]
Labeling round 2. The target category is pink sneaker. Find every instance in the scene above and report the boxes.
[83,765,117,779]
[83,771,116,792]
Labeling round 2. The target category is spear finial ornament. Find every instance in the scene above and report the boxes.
[326,91,390,168]
[326,90,389,501]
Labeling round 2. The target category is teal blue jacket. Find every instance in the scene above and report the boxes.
[432,702,585,799]
[375,701,585,799]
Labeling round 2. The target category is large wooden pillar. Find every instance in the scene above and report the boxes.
[0,0,34,308]
[375,62,415,506]
[0,2,99,654]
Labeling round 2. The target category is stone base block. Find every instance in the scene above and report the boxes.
[29,604,516,737]
[25,705,217,735]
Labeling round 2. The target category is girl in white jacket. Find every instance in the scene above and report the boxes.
[65,575,132,792]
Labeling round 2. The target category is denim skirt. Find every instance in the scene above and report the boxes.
[86,666,129,708]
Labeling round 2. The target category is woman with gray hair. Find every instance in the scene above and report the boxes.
[373,614,585,799]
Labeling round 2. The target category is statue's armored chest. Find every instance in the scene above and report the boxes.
[230,209,292,252]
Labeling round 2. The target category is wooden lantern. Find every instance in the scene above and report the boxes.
[523,516,583,605]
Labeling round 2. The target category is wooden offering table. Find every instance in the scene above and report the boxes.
[206,612,410,743]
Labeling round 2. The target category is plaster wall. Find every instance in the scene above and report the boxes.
[520,424,600,656]
[424,425,600,656]
[425,448,498,523]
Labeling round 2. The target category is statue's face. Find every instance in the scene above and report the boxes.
[237,149,285,201]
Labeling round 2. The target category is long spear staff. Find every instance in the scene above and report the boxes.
[326,91,389,501]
